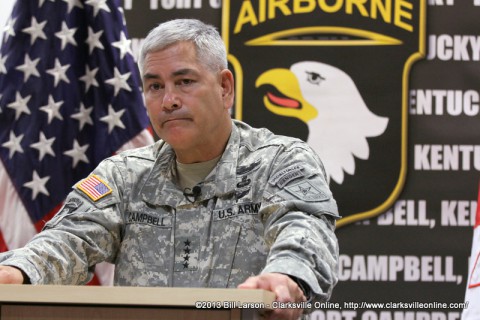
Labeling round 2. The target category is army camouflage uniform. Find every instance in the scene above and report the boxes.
[0,120,339,304]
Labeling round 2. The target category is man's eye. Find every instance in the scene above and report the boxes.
[179,79,194,86]
[150,83,161,90]
[306,71,325,85]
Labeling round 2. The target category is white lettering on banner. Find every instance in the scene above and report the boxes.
[410,90,480,116]
[123,0,221,9]
[124,0,133,9]
[428,0,455,5]
[312,310,357,320]
[154,0,202,9]
[209,0,221,8]
[441,200,477,226]
[377,200,435,228]
[427,35,480,61]
[414,145,480,171]
[338,255,463,284]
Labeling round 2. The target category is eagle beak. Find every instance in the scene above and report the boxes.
[255,68,318,123]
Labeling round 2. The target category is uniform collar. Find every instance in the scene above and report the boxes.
[141,121,239,207]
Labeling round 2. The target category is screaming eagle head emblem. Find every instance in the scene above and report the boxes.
[256,61,389,185]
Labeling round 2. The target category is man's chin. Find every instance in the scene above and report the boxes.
[163,132,194,149]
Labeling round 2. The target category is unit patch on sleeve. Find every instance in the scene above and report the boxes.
[76,174,113,201]
[270,165,305,188]
[284,180,328,202]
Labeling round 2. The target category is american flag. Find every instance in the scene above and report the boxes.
[0,0,153,284]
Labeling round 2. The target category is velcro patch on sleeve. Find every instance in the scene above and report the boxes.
[270,165,305,188]
[284,180,328,202]
[76,174,113,201]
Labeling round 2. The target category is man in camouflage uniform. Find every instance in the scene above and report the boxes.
[0,19,339,319]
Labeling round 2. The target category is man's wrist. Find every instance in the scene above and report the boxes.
[287,275,313,302]
[0,265,30,284]
[9,266,31,284]
[19,268,31,284]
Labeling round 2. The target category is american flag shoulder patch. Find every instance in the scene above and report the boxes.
[76,175,113,202]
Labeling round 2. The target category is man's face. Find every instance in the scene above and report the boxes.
[142,41,233,162]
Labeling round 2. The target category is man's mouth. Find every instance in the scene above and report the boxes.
[162,117,191,126]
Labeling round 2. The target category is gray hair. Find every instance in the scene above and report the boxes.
[138,19,227,73]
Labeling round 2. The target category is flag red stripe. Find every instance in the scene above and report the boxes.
[0,231,7,253]
[81,184,103,198]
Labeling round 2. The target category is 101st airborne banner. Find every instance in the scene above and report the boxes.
[222,0,426,227]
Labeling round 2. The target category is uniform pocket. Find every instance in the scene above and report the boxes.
[135,224,173,267]
[124,210,174,265]
[116,222,173,286]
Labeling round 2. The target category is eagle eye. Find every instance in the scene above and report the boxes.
[305,71,325,85]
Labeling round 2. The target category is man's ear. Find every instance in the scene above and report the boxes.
[220,69,235,110]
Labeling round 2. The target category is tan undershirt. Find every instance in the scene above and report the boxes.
[175,155,221,191]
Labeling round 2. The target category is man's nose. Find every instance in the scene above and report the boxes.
[162,86,180,110]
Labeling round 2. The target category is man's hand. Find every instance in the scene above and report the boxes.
[0,266,25,284]
[238,273,306,320]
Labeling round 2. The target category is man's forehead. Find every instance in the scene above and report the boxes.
[142,43,201,77]
[143,67,199,80]
[144,41,197,61]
